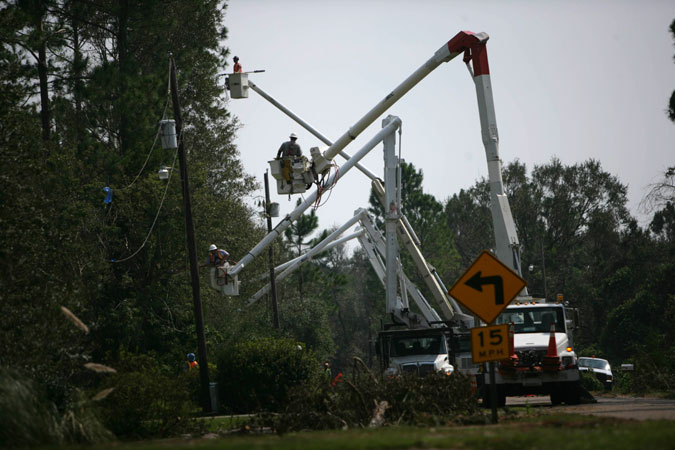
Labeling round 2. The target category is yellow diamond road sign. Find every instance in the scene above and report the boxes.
[448,250,527,324]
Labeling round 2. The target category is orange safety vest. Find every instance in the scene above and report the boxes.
[209,249,229,265]
[234,62,242,73]
[189,360,198,369]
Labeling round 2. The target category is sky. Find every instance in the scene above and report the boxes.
[222,0,675,249]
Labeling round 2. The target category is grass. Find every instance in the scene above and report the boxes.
[48,413,675,450]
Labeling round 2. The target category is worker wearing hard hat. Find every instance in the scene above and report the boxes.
[202,244,230,267]
[186,353,199,370]
[276,133,303,182]
[276,133,302,159]
[233,56,242,73]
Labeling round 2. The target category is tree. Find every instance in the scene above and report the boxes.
[444,158,634,347]
[0,1,263,416]
[668,19,675,122]
[284,198,319,297]
[369,161,460,291]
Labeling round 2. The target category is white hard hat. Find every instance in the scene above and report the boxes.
[289,133,298,139]
[209,244,217,251]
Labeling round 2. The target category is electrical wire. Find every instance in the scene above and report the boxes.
[313,162,340,209]
[109,132,180,263]
[125,97,170,189]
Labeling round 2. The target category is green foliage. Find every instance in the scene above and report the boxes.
[579,371,604,392]
[0,369,113,448]
[97,351,202,439]
[215,338,319,413]
[369,161,460,299]
[273,370,480,433]
[613,350,675,395]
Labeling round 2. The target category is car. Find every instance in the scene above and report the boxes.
[578,356,613,390]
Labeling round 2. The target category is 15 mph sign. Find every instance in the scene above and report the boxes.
[448,250,527,324]
[471,324,509,363]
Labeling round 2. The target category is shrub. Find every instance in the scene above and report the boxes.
[614,349,675,395]
[216,338,319,413]
[0,369,112,448]
[97,351,203,439]
[579,370,604,392]
[273,366,480,433]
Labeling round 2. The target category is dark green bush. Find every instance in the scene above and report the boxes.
[613,349,675,395]
[97,351,203,439]
[580,370,604,392]
[216,338,319,413]
[0,369,112,448]
[273,368,480,433]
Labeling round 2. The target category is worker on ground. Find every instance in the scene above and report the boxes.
[202,244,230,267]
[323,361,332,382]
[186,353,199,370]
[233,56,242,73]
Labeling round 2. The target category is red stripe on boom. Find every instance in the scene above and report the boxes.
[447,31,490,76]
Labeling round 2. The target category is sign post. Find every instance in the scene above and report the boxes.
[448,250,527,423]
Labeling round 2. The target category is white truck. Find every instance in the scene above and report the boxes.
[492,300,581,405]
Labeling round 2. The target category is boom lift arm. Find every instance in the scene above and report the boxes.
[247,208,443,328]
[245,80,469,323]
[223,30,527,295]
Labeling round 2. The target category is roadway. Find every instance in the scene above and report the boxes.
[506,394,675,421]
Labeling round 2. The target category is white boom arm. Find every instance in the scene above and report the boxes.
[228,31,527,297]
[247,207,443,328]
[248,81,378,181]
[246,208,369,305]
[227,32,484,277]
[227,118,401,280]
[244,81,471,325]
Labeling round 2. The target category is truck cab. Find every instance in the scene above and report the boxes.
[377,327,475,378]
[487,299,581,405]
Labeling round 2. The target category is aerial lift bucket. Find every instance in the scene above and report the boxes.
[209,264,239,296]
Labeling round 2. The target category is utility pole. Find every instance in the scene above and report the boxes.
[264,170,280,329]
[169,55,211,413]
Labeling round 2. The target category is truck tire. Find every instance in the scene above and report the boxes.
[550,386,563,405]
[564,381,581,405]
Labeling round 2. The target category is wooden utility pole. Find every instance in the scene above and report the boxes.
[264,170,280,329]
[169,56,211,413]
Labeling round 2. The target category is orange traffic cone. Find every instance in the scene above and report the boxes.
[543,323,561,371]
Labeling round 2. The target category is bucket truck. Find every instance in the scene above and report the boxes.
[221,31,581,401]
[247,207,475,379]
[454,32,582,406]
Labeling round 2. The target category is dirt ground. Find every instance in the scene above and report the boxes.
[507,394,675,420]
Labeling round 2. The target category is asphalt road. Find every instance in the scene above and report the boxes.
[506,394,675,420]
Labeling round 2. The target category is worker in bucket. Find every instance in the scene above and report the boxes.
[233,56,242,73]
[276,133,302,182]
[202,244,230,267]
[276,133,302,158]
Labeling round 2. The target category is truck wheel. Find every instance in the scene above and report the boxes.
[564,382,581,405]
[550,386,563,405]
[497,386,506,407]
